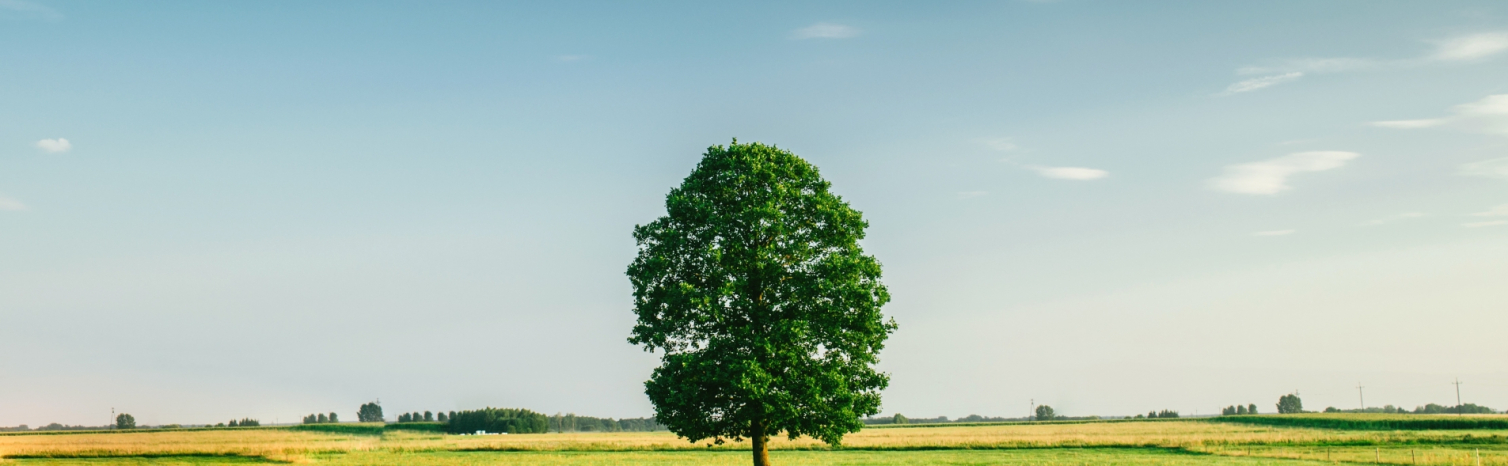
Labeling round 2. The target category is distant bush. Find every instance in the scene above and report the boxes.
[547,414,665,432]
[1277,393,1303,414]
[358,402,384,423]
[447,408,548,434]
[1035,405,1057,421]
[303,413,337,424]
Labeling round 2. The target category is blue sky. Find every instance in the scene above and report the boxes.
[3,1,1508,426]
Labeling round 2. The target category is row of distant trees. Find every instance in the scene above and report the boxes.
[301,412,340,424]
[396,411,443,423]
[1222,404,1260,415]
[1322,403,1497,414]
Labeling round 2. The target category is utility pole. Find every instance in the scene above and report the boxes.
[1453,378,1464,416]
[1357,383,1365,411]
[1030,399,1035,421]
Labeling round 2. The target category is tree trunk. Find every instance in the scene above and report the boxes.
[752,420,772,466]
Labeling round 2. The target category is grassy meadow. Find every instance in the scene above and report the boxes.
[3,415,1507,465]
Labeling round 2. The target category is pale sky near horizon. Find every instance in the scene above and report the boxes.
[3,1,1508,427]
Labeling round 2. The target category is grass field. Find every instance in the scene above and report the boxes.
[2,415,1506,465]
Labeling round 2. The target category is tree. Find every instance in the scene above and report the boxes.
[358,402,384,423]
[1035,405,1056,421]
[1248,403,1258,415]
[317,413,328,423]
[424,411,434,422]
[229,420,239,427]
[892,414,908,425]
[399,413,411,423]
[115,413,136,430]
[329,412,339,423]
[1236,405,1248,415]
[1277,393,1303,414]
[438,412,448,423]
[628,141,896,466]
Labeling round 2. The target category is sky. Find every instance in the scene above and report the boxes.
[2,1,1507,427]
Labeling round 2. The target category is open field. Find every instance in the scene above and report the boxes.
[2,416,1507,465]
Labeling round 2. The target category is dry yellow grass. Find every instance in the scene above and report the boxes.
[0,429,375,462]
[2,419,1506,464]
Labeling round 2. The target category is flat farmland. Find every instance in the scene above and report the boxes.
[2,416,1506,465]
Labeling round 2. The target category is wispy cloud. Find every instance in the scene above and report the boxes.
[1460,157,1508,180]
[1224,32,1508,94]
[1473,204,1508,217]
[1370,119,1448,129]
[1360,212,1426,226]
[1031,166,1108,180]
[1254,229,1296,236]
[1373,94,1508,136]
[0,0,61,19]
[1463,220,1508,228]
[1208,151,1360,195]
[35,138,71,153]
[1221,72,1303,95]
[1431,33,1508,61]
[956,191,988,200]
[791,22,860,40]
[0,194,26,211]
[980,138,1017,152]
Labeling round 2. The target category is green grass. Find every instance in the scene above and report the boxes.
[10,448,1334,465]
[1216,413,1508,431]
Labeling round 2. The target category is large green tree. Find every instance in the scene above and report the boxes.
[628,141,895,466]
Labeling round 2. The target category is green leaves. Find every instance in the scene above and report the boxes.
[628,141,894,450]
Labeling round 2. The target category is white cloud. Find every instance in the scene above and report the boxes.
[1373,95,1508,135]
[1460,157,1508,180]
[1472,204,1508,217]
[790,22,859,40]
[1032,166,1108,180]
[1208,151,1360,195]
[956,191,988,200]
[1453,94,1508,116]
[0,0,61,19]
[0,194,26,211]
[1370,119,1448,129]
[1221,72,1303,95]
[981,138,1017,152]
[1431,33,1508,61]
[35,138,71,153]
[1463,220,1508,228]
[1238,58,1376,75]
[1254,229,1296,236]
[1360,212,1426,226]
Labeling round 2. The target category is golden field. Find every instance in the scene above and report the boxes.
[1,416,1506,465]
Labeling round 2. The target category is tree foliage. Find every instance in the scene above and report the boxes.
[627,141,895,464]
[357,402,384,423]
[447,408,548,434]
[1277,393,1304,414]
[115,413,135,430]
[1034,405,1056,421]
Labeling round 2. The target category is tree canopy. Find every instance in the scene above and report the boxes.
[628,141,895,466]
[1277,393,1304,414]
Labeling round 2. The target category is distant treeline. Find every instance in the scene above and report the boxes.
[1322,403,1497,415]
[447,408,548,434]
[302,412,340,424]
[0,424,106,432]
[863,414,1103,425]
[548,414,664,432]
